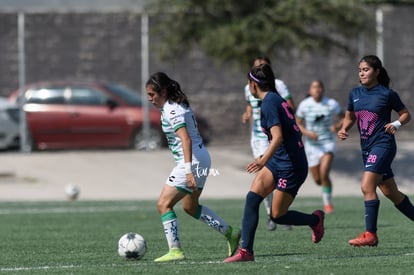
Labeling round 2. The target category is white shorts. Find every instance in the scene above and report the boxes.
[165,148,211,194]
[305,141,336,167]
[250,136,269,159]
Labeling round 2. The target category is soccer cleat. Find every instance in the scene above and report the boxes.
[324,204,334,214]
[348,231,378,247]
[282,224,293,231]
[267,216,277,231]
[225,226,241,256]
[154,248,185,262]
[310,210,325,243]
[223,248,254,263]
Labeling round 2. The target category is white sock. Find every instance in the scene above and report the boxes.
[196,205,229,235]
[322,191,332,206]
[161,211,181,249]
[263,193,273,216]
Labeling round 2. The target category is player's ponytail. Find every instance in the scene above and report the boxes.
[146,72,190,107]
[360,55,391,88]
[248,63,277,93]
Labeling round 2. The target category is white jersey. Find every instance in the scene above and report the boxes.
[244,79,292,139]
[161,101,204,162]
[296,96,342,146]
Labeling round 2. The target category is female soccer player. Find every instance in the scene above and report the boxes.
[338,55,414,246]
[242,56,295,231]
[146,72,240,262]
[296,80,344,213]
[225,64,324,263]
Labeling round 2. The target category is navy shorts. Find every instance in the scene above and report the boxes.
[362,146,396,181]
[266,165,308,197]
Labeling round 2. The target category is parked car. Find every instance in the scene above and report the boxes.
[8,81,165,151]
[0,97,19,150]
[8,81,211,151]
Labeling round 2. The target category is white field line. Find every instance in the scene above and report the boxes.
[2,253,414,272]
[0,205,140,215]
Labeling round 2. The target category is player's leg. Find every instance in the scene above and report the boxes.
[154,184,187,262]
[182,189,241,256]
[224,166,275,262]
[263,192,277,231]
[348,171,381,247]
[251,137,275,230]
[379,178,414,221]
[270,189,324,243]
[319,152,334,213]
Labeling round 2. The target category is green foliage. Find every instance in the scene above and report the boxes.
[1,197,414,274]
[148,0,374,67]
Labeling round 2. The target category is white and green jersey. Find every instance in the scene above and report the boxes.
[296,96,342,145]
[244,79,292,139]
[161,100,204,162]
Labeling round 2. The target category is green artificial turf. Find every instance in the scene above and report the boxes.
[0,197,413,274]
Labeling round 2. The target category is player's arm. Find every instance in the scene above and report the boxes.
[242,104,253,124]
[285,98,295,113]
[384,108,411,134]
[330,113,345,133]
[296,117,318,141]
[176,126,196,190]
[246,124,282,174]
[337,111,356,140]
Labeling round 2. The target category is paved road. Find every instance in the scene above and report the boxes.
[0,142,413,201]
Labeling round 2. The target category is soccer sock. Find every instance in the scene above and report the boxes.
[271,210,319,226]
[193,205,229,234]
[240,191,263,254]
[322,186,332,206]
[161,210,181,249]
[263,193,273,216]
[395,195,414,221]
[364,199,380,233]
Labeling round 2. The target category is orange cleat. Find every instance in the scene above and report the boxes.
[324,204,334,214]
[348,231,378,247]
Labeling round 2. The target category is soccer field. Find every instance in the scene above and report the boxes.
[0,197,413,274]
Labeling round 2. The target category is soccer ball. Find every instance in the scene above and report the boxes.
[118,232,147,260]
[65,184,80,201]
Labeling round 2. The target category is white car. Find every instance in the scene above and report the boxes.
[0,97,19,149]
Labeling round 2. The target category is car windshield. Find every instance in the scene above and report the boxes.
[105,84,143,106]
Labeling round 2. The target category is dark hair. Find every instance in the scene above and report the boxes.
[247,63,276,92]
[251,56,271,68]
[359,55,391,88]
[146,72,189,107]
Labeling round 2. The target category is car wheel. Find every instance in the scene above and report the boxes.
[131,127,165,151]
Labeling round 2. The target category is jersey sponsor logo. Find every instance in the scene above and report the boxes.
[365,164,373,168]
[170,110,176,115]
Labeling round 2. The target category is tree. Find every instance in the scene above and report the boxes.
[148,0,374,67]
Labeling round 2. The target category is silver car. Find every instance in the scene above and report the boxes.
[0,97,19,149]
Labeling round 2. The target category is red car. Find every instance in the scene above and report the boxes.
[9,81,166,151]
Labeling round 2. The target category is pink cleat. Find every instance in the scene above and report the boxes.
[310,210,325,243]
[223,248,254,263]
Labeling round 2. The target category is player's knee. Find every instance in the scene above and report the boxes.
[314,179,322,186]
[270,213,288,224]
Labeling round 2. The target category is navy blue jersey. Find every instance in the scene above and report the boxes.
[347,85,405,151]
[260,92,307,170]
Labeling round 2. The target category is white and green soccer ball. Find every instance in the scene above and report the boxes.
[118,232,147,260]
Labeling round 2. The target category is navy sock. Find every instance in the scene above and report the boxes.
[240,191,263,254]
[271,210,319,226]
[365,199,380,233]
[395,195,414,221]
